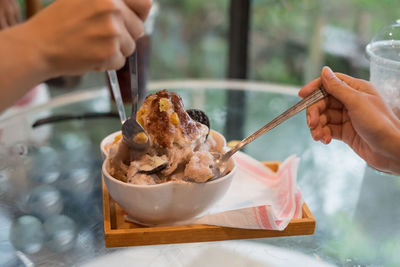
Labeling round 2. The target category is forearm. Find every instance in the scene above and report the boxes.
[0,23,53,112]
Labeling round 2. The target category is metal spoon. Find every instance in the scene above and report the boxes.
[203,87,328,182]
[121,52,150,151]
[107,70,127,124]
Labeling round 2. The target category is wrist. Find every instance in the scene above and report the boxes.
[0,24,54,111]
[381,119,400,171]
[371,130,400,175]
[16,20,59,79]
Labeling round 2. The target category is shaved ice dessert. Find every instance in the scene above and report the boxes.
[107,90,224,185]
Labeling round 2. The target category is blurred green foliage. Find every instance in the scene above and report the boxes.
[150,0,229,79]
[17,0,398,84]
[150,0,399,84]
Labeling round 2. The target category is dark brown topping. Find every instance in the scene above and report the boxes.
[147,94,173,147]
[170,93,199,137]
[186,109,210,129]
[155,89,170,98]
[141,90,202,148]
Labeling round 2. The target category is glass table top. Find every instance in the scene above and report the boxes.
[0,80,399,266]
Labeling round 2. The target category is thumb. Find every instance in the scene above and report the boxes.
[321,66,357,107]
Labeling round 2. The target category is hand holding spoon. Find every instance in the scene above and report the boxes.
[204,87,328,182]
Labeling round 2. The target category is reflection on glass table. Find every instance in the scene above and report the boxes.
[0,80,399,266]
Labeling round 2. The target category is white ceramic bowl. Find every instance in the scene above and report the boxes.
[100,130,236,225]
[100,130,122,159]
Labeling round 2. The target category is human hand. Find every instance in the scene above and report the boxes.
[299,66,400,174]
[0,0,20,29]
[21,0,151,76]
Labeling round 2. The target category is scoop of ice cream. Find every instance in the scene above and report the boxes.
[106,89,225,185]
[128,173,159,185]
[137,89,208,149]
[107,141,130,182]
[184,151,214,182]
[107,132,220,184]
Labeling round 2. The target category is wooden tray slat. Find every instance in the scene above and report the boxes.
[102,162,316,248]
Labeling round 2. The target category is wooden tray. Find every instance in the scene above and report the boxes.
[102,162,316,248]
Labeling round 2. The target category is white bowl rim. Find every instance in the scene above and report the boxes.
[102,156,236,189]
[100,130,121,158]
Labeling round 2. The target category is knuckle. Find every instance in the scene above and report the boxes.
[102,16,122,37]
[133,24,144,39]
[330,77,343,86]
[311,131,318,141]
[126,0,152,15]
[108,41,120,57]
[364,80,377,91]
[142,0,152,13]
[115,56,125,69]
[99,41,119,62]
[122,41,135,57]
[314,129,323,139]
[338,79,347,86]
[97,0,119,12]
[108,54,125,70]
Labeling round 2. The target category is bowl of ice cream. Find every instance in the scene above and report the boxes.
[101,130,235,225]
[100,90,236,225]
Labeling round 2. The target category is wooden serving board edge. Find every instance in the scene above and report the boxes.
[102,161,316,248]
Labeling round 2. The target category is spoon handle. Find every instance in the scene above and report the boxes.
[222,87,328,161]
[128,52,139,119]
[107,70,127,124]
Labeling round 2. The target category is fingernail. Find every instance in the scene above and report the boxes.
[306,114,311,127]
[323,66,335,80]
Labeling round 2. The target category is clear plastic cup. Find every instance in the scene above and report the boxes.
[366,20,400,176]
[366,19,400,117]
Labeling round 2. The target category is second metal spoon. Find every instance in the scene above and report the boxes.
[204,87,328,182]
[121,52,150,151]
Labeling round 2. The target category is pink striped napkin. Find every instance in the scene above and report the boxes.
[170,152,303,230]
